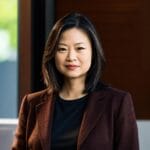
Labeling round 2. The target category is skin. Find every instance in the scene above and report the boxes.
[55,27,92,100]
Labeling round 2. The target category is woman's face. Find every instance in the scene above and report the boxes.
[55,28,92,81]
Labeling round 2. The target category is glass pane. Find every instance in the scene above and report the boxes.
[0,0,18,118]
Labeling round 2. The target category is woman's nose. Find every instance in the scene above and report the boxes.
[66,50,77,61]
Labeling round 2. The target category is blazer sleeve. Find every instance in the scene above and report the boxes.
[114,93,139,150]
[11,95,29,150]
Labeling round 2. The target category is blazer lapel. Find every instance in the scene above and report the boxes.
[77,91,107,149]
[36,93,55,150]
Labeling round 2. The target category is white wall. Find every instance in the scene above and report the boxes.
[137,120,150,150]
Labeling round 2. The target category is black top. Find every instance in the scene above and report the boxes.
[51,95,88,150]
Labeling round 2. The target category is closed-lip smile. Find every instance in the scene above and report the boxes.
[65,64,79,70]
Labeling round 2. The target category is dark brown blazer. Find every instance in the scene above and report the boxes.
[12,85,139,150]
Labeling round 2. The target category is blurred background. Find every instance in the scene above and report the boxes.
[0,0,150,149]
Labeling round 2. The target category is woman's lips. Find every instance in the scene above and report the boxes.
[65,65,79,70]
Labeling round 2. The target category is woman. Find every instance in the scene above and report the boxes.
[12,12,139,150]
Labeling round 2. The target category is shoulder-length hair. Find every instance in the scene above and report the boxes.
[42,12,106,93]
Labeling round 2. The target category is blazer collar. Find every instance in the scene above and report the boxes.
[35,86,108,150]
[77,90,107,149]
[35,92,55,150]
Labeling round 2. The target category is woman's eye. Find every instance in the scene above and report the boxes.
[57,48,67,52]
[77,47,85,51]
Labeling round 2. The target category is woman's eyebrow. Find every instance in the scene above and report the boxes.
[58,42,85,46]
[75,42,85,45]
[58,43,68,46]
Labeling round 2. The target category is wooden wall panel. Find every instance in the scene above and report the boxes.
[55,0,150,119]
[19,0,32,107]
[19,0,46,109]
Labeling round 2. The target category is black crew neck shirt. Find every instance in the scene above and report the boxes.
[51,95,88,150]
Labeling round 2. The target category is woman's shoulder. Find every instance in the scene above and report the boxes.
[105,86,130,96]
[95,81,131,97]
[23,88,52,105]
[94,82,134,109]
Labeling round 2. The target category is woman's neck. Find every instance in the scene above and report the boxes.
[59,78,87,100]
